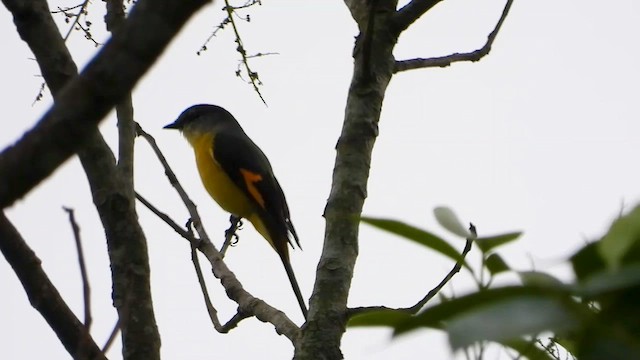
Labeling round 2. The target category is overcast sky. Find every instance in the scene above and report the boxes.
[2,1,640,359]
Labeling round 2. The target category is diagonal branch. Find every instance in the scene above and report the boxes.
[394,0,514,73]
[0,0,210,209]
[348,225,476,318]
[2,0,211,357]
[393,0,444,34]
[0,212,106,360]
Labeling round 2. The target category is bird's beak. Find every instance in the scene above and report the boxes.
[163,121,179,130]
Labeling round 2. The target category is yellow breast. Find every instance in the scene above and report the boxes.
[186,132,256,219]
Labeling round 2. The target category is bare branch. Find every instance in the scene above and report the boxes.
[60,0,93,41]
[101,319,121,354]
[197,0,262,55]
[0,212,106,360]
[136,191,245,332]
[2,0,211,357]
[134,124,208,242]
[223,0,267,105]
[348,225,476,318]
[394,0,514,73]
[220,310,252,332]
[105,0,137,197]
[135,192,196,241]
[0,0,210,208]
[393,0,444,34]
[63,207,92,329]
[136,191,248,332]
[190,241,224,330]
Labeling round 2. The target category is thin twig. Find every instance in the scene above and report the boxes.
[197,0,262,55]
[407,238,473,313]
[135,192,196,242]
[63,207,92,329]
[101,318,121,354]
[223,0,267,105]
[220,310,251,332]
[394,0,514,72]
[136,191,225,329]
[190,241,224,330]
[393,0,443,33]
[347,224,477,317]
[135,123,210,244]
[51,4,85,13]
[0,213,106,359]
[61,0,91,41]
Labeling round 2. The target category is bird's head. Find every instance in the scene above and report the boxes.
[164,104,241,138]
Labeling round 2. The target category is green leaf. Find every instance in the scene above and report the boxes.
[502,339,556,360]
[518,271,565,288]
[485,253,510,275]
[347,309,411,328]
[575,263,640,298]
[433,206,471,238]
[598,205,640,269]
[393,286,580,338]
[361,217,471,270]
[571,242,606,281]
[449,297,579,350]
[475,231,522,253]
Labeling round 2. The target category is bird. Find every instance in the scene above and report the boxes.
[164,104,308,319]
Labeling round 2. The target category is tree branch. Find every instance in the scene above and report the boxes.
[63,207,92,329]
[296,1,399,358]
[101,319,121,354]
[394,0,513,73]
[348,228,475,318]
[393,0,444,34]
[106,0,136,191]
[0,0,211,208]
[0,212,106,360]
[223,0,267,105]
[1,0,78,96]
[2,0,212,358]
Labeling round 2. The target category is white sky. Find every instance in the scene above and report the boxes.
[2,0,640,359]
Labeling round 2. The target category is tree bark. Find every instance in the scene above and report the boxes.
[295,1,399,359]
[1,0,211,358]
[0,213,107,360]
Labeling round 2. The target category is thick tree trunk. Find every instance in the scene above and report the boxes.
[0,0,208,358]
[294,1,399,359]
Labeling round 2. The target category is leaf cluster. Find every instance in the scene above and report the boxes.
[353,206,640,359]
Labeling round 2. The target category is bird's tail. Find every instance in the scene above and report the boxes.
[249,213,307,318]
[280,254,308,319]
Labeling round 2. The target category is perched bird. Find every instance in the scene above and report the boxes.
[164,104,307,318]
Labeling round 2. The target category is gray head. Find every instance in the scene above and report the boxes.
[164,104,243,136]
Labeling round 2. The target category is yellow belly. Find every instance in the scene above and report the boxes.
[185,131,277,250]
[189,133,255,218]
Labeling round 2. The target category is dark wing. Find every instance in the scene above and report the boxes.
[213,131,300,250]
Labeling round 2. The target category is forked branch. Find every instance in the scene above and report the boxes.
[394,0,513,73]
[348,225,476,318]
[0,213,106,360]
[393,0,444,33]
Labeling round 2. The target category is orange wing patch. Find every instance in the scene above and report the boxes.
[240,169,266,209]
